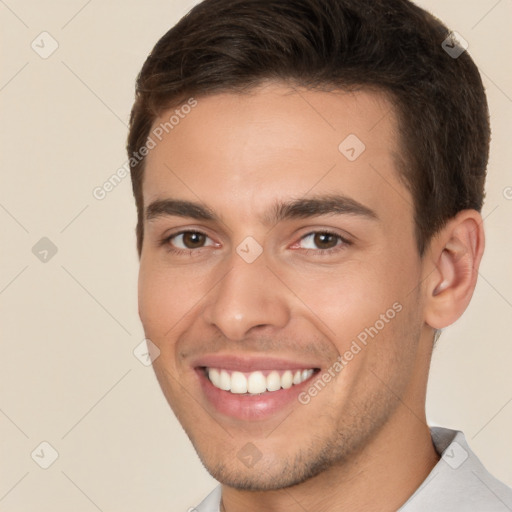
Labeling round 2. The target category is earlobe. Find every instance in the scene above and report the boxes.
[424,210,485,330]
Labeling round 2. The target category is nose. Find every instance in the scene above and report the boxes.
[202,251,291,341]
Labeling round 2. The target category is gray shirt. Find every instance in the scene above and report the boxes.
[194,427,512,511]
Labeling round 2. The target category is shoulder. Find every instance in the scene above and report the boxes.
[193,485,221,512]
[400,427,512,511]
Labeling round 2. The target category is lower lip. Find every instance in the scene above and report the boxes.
[196,368,317,421]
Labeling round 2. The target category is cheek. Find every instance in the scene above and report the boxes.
[282,250,418,366]
[281,260,401,337]
[138,262,197,339]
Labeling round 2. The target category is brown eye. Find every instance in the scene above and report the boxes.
[312,232,339,249]
[167,231,214,251]
[181,232,207,248]
[296,231,350,254]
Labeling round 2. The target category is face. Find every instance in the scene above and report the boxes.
[138,83,428,490]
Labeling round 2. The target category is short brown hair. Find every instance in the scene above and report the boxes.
[127,0,490,257]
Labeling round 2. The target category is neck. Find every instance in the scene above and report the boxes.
[221,407,439,512]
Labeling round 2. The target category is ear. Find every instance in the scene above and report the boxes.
[423,210,485,330]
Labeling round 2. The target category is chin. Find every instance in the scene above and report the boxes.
[196,443,341,492]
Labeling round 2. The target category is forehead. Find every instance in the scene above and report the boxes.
[142,83,411,226]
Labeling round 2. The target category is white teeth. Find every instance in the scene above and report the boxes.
[206,367,316,394]
[231,371,247,394]
[266,371,281,392]
[281,370,293,389]
[209,368,220,388]
[247,371,267,394]
[219,370,231,391]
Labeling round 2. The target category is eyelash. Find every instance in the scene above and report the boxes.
[159,230,352,257]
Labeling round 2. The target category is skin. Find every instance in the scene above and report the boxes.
[137,82,485,511]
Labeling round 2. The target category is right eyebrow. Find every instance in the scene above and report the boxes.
[146,199,217,223]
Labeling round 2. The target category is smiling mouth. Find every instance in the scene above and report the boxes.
[203,367,320,395]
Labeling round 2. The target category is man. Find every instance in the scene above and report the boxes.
[127,0,512,510]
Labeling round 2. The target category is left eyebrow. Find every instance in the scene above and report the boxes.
[145,193,379,226]
[263,194,378,226]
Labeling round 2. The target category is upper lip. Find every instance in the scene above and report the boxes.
[191,354,321,373]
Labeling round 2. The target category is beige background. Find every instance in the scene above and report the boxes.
[1,1,511,510]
